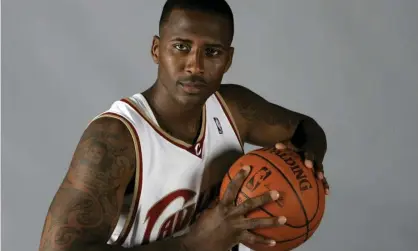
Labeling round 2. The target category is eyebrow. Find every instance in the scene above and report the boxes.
[169,37,226,49]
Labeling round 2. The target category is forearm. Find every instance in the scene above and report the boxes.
[40,236,189,251]
[82,236,189,251]
[219,84,327,150]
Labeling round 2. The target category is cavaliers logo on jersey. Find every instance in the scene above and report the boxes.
[194,142,202,157]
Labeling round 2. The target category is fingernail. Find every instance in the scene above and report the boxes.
[269,240,276,246]
[270,190,280,200]
[242,165,251,174]
[318,172,324,180]
[305,160,313,169]
[325,189,330,195]
[275,143,286,149]
[278,216,287,225]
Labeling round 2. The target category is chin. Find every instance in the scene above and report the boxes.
[177,92,214,107]
[176,93,206,106]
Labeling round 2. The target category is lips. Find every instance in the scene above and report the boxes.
[179,81,206,94]
[180,81,205,86]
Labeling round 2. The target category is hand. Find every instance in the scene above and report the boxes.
[182,166,287,251]
[275,142,330,195]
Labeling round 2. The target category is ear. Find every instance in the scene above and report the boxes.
[223,46,235,73]
[151,35,160,64]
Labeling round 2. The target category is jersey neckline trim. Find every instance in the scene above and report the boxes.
[120,97,207,158]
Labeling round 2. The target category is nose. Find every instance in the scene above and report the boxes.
[185,49,204,75]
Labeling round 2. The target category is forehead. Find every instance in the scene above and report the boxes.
[161,9,232,45]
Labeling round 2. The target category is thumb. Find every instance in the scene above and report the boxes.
[275,141,300,152]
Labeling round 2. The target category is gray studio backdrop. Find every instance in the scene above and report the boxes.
[2,0,418,251]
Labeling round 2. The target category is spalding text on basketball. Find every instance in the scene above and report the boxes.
[267,148,313,192]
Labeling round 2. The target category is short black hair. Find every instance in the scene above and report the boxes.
[159,0,234,42]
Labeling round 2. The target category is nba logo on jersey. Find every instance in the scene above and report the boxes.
[213,117,223,134]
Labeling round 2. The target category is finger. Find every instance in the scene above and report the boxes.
[275,141,300,152]
[239,230,277,247]
[275,142,287,150]
[316,172,324,180]
[221,166,251,206]
[207,198,219,209]
[304,152,315,169]
[305,159,314,169]
[234,216,287,230]
[315,162,325,173]
[315,163,325,180]
[228,190,280,216]
[322,177,330,195]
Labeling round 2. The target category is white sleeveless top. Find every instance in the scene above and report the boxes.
[93,92,249,249]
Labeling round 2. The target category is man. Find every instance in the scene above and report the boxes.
[38,1,329,251]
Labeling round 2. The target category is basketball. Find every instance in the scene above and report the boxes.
[219,147,326,251]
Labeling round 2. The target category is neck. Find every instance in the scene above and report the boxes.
[143,81,204,122]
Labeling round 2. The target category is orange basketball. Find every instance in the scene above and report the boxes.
[219,147,326,251]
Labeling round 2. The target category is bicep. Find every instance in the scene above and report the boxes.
[219,84,303,146]
[39,116,137,251]
[245,102,302,146]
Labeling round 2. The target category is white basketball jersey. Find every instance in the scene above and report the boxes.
[93,92,251,251]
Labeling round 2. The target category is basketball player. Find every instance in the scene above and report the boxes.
[38,1,329,251]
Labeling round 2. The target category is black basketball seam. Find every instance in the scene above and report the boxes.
[309,168,322,223]
[285,151,322,223]
[227,158,319,229]
[244,203,324,244]
[226,160,318,228]
[245,217,323,244]
[225,166,324,244]
[248,153,310,241]
[226,171,239,206]
[239,191,309,229]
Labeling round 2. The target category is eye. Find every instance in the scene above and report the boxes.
[173,43,189,51]
[205,48,221,57]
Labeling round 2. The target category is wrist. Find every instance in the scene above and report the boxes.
[292,118,326,147]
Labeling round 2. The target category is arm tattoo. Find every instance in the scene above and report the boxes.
[39,117,136,251]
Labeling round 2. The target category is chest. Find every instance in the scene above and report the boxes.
[132,123,243,244]
[157,118,202,145]
[110,93,244,246]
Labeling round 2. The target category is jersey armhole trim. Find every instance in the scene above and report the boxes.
[214,92,244,149]
[97,112,143,245]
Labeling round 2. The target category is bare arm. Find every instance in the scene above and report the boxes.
[219,84,327,161]
[38,116,188,251]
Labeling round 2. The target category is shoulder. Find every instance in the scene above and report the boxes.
[217,84,260,140]
[218,83,266,109]
[84,93,148,149]
[217,83,245,115]
[86,115,131,135]
[218,83,268,117]
[77,115,139,182]
[82,114,138,153]
[218,83,251,101]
